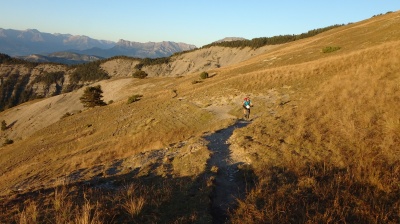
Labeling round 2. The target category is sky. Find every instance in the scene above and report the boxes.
[1,1,400,47]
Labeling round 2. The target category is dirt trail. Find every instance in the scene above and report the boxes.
[204,120,252,224]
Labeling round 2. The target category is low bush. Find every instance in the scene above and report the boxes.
[3,138,13,145]
[61,112,72,119]
[200,72,209,79]
[127,94,143,104]
[191,80,202,84]
[132,71,148,79]
[1,120,7,131]
[322,46,341,53]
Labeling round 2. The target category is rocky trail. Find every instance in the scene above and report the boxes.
[204,119,254,224]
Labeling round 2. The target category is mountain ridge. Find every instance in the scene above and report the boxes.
[0,28,197,59]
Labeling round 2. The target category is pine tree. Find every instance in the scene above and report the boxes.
[79,85,106,107]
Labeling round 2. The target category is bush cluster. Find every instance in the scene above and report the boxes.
[70,61,109,83]
[32,71,65,85]
[132,71,148,79]
[134,57,170,70]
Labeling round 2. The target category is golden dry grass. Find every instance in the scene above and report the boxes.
[228,37,400,224]
[0,11,399,223]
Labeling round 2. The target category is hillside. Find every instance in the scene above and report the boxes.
[0,11,399,223]
[0,39,282,147]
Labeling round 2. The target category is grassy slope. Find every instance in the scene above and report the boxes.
[0,11,399,223]
[226,13,400,223]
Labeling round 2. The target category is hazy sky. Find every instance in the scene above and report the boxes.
[1,1,400,47]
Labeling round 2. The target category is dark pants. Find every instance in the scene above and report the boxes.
[243,106,250,119]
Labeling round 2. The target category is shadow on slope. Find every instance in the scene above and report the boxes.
[0,120,259,224]
[204,120,257,224]
[1,169,211,223]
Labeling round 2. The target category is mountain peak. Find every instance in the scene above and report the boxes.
[25,28,40,33]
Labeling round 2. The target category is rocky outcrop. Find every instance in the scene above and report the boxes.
[0,63,75,110]
[141,45,271,77]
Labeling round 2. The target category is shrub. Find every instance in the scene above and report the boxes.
[0,74,34,111]
[127,94,143,104]
[192,80,202,84]
[200,72,209,79]
[3,138,13,145]
[172,89,178,98]
[61,112,72,119]
[322,46,341,53]
[132,70,148,79]
[1,120,7,131]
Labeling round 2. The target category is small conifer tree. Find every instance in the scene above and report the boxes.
[79,85,106,107]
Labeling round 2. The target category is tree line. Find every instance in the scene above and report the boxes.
[202,24,344,49]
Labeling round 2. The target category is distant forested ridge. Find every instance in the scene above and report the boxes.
[202,24,344,49]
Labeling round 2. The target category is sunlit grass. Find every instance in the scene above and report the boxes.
[229,41,400,223]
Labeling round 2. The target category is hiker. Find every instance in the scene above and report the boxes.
[242,96,253,119]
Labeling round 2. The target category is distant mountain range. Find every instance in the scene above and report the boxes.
[0,28,197,63]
